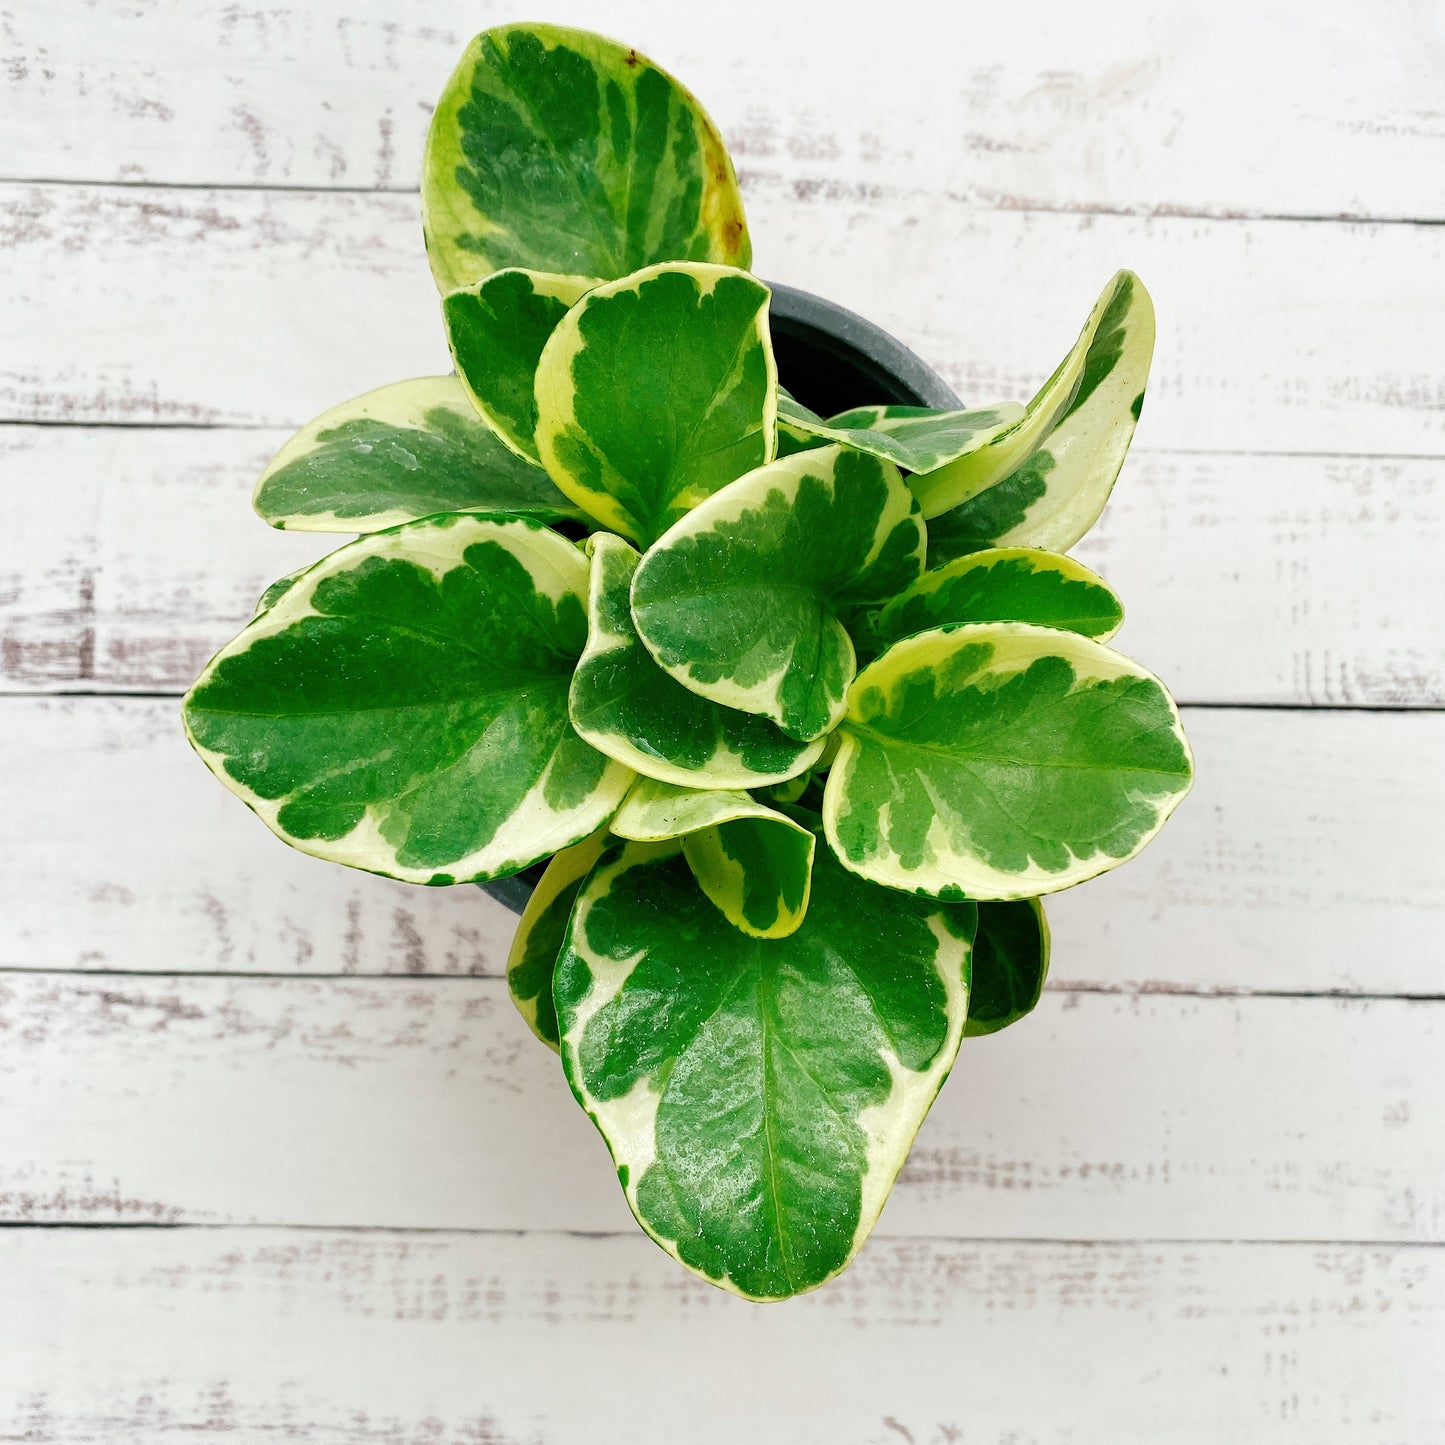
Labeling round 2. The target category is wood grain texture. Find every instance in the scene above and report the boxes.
[5,183,1445,458]
[0,427,327,693]
[3,427,1441,704]
[4,6,1442,1433]
[7,0,1444,225]
[1,971,1440,1241]
[0,694,516,977]
[4,700,1442,996]
[3,1230,1443,1445]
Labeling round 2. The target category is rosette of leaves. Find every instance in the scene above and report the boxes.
[183,22,1193,1301]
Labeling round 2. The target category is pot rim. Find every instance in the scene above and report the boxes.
[765,280,961,411]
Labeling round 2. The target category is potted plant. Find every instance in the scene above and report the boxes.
[183,22,1192,1301]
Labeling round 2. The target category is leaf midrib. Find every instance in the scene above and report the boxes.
[756,958,801,1297]
[849,674,1187,780]
[486,34,623,273]
[847,718,1189,780]
[640,575,833,608]
[620,292,764,542]
[632,944,808,1294]
[191,675,568,721]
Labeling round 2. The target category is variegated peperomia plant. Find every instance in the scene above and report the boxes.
[183,22,1193,1301]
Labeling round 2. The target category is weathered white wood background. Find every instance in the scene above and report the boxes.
[3,0,1443,1439]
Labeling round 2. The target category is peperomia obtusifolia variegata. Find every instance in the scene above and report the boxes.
[182,22,1193,1301]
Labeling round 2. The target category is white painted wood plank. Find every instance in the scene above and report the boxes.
[0,426,329,692]
[0,696,521,978]
[7,0,1444,225]
[0,973,1440,1241]
[0,185,446,427]
[1075,450,1445,708]
[4,425,1440,703]
[1042,708,1445,997]
[5,184,1445,457]
[4,1230,1441,1444]
[4,700,1442,996]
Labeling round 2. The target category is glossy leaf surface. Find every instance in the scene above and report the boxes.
[777,395,1024,480]
[569,533,821,787]
[826,622,1193,899]
[610,777,815,938]
[555,837,976,1299]
[423,23,750,292]
[965,898,1051,1037]
[184,515,632,884]
[443,269,597,462]
[631,445,925,741]
[535,263,776,545]
[252,377,582,533]
[506,832,608,1049]
[863,547,1123,658]
[926,271,1155,555]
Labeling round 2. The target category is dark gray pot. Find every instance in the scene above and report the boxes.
[480,282,961,916]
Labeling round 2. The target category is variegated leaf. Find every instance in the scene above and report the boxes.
[422,23,750,293]
[611,777,815,938]
[925,271,1155,552]
[569,533,821,788]
[683,819,815,940]
[966,898,1051,1038]
[825,622,1193,899]
[861,547,1123,659]
[535,263,776,545]
[554,836,976,1299]
[631,445,926,742]
[183,515,633,885]
[252,376,582,533]
[252,565,311,617]
[442,268,598,464]
[777,394,1024,478]
[506,832,609,1049]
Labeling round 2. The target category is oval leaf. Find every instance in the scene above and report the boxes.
[443,269,598,463]
[778,395,1024,475]
[864,547,1123,657]
[555,836,976,1300]
[506,831,609,1049]
[924,271,1155,549]
[535,263,776,545]
[423,23,750,292]
[253,376,582,533]
[965,898,1051,1037]
[570,533,821,788]
[825,622,1193,899]
[610,777,815,938]
[183,515,633,884]
[683,820,815,940]
[631,445,926,742]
